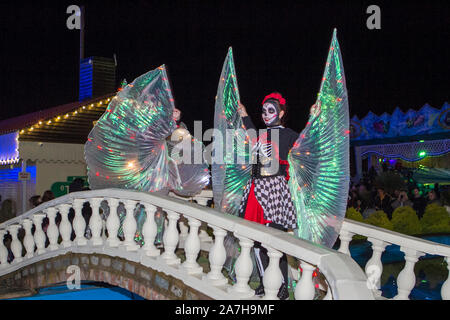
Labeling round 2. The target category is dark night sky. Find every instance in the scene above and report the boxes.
[0,0,449,133]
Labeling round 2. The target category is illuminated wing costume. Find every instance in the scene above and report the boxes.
[213,29,349,248]
[85,65,210,196]
[85,65,210,243]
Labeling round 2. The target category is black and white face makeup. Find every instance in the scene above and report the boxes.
[262,102,281,127]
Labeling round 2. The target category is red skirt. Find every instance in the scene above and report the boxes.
[243,182,272,225]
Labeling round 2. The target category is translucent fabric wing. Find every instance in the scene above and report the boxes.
[85,65,209,196]
[212,47,253,215]
[288,29,350,248]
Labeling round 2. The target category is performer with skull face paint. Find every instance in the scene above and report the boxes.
[237,92,300,299]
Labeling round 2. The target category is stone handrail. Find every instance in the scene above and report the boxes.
[0,188,373,300]
[339,219,450,300]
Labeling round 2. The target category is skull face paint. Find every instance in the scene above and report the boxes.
[262,102,281,127]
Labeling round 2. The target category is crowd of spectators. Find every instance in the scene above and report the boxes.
[348,162,446,220]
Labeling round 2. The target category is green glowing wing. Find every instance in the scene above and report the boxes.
[85,65,209,195]
[212,47,253,215]
[288,29,350,248]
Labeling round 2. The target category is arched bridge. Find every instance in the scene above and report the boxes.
[0,189,448,300]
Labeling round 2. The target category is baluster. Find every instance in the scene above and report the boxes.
[295,261,316,300]
[142,203,160,257]
[58,204,72,247]
[73,199,87,245]
[204,226,228,286]
[106,198,120,247]
[33,213,47,255]
[262,245,283,300]
[394,247,423,300]
[365,238,387,297]
[22,219,35,258]
[441,256,450,300]
[0,229,9,268]
[45,208,59,250]
[161,210,180,265]
[8,224,23,263]
[228,234,254,298]
[89,198,103,246]
[181,217,202,275]
[123,200,139,251]
[338,229,354,255]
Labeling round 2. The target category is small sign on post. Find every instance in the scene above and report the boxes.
[18,172,31,181]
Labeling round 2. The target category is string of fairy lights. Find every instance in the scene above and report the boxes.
[0,97,113,166]
[18,97,113,136]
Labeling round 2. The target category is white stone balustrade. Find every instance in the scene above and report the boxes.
[0,188,417,301]
[340,218,450,300]
[442,257,450,300]
[8,224,23,263]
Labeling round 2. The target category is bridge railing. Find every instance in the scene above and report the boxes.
[338,219,450,300]
[0,188,373,300]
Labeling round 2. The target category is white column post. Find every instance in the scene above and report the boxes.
[441,256,450,300]
[32,213,47,255]
[58,204,72,248]
[73,199,87,245]
[0,230,9,268]
[204,226,228,286]
[8,224,23,263]
[22,218,35,258]
[295,261,316,300]
[227,234,255,298]
[262,245,283,300]
[365,238,387,297]
[45,208,59,250]
[89,198,103,246]
[142,203,160,257]
[123,200,139,251]
[106,198,120,247]
[181,217,202,275]
[338,229,354,255]
[394,247,423,300]
[161,210,180,265]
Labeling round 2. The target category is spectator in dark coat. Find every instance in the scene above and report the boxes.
[411,187,427,219]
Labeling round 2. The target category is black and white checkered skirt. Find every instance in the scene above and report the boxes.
[239,175,298,229]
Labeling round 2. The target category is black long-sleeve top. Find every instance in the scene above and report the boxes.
[242,116,298,178]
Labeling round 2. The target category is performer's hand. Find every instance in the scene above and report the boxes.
[237,101,248,117]
[173,108,181,121]
[310,102,321,117]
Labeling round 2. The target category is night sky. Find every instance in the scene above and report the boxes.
[0,0,449,133]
